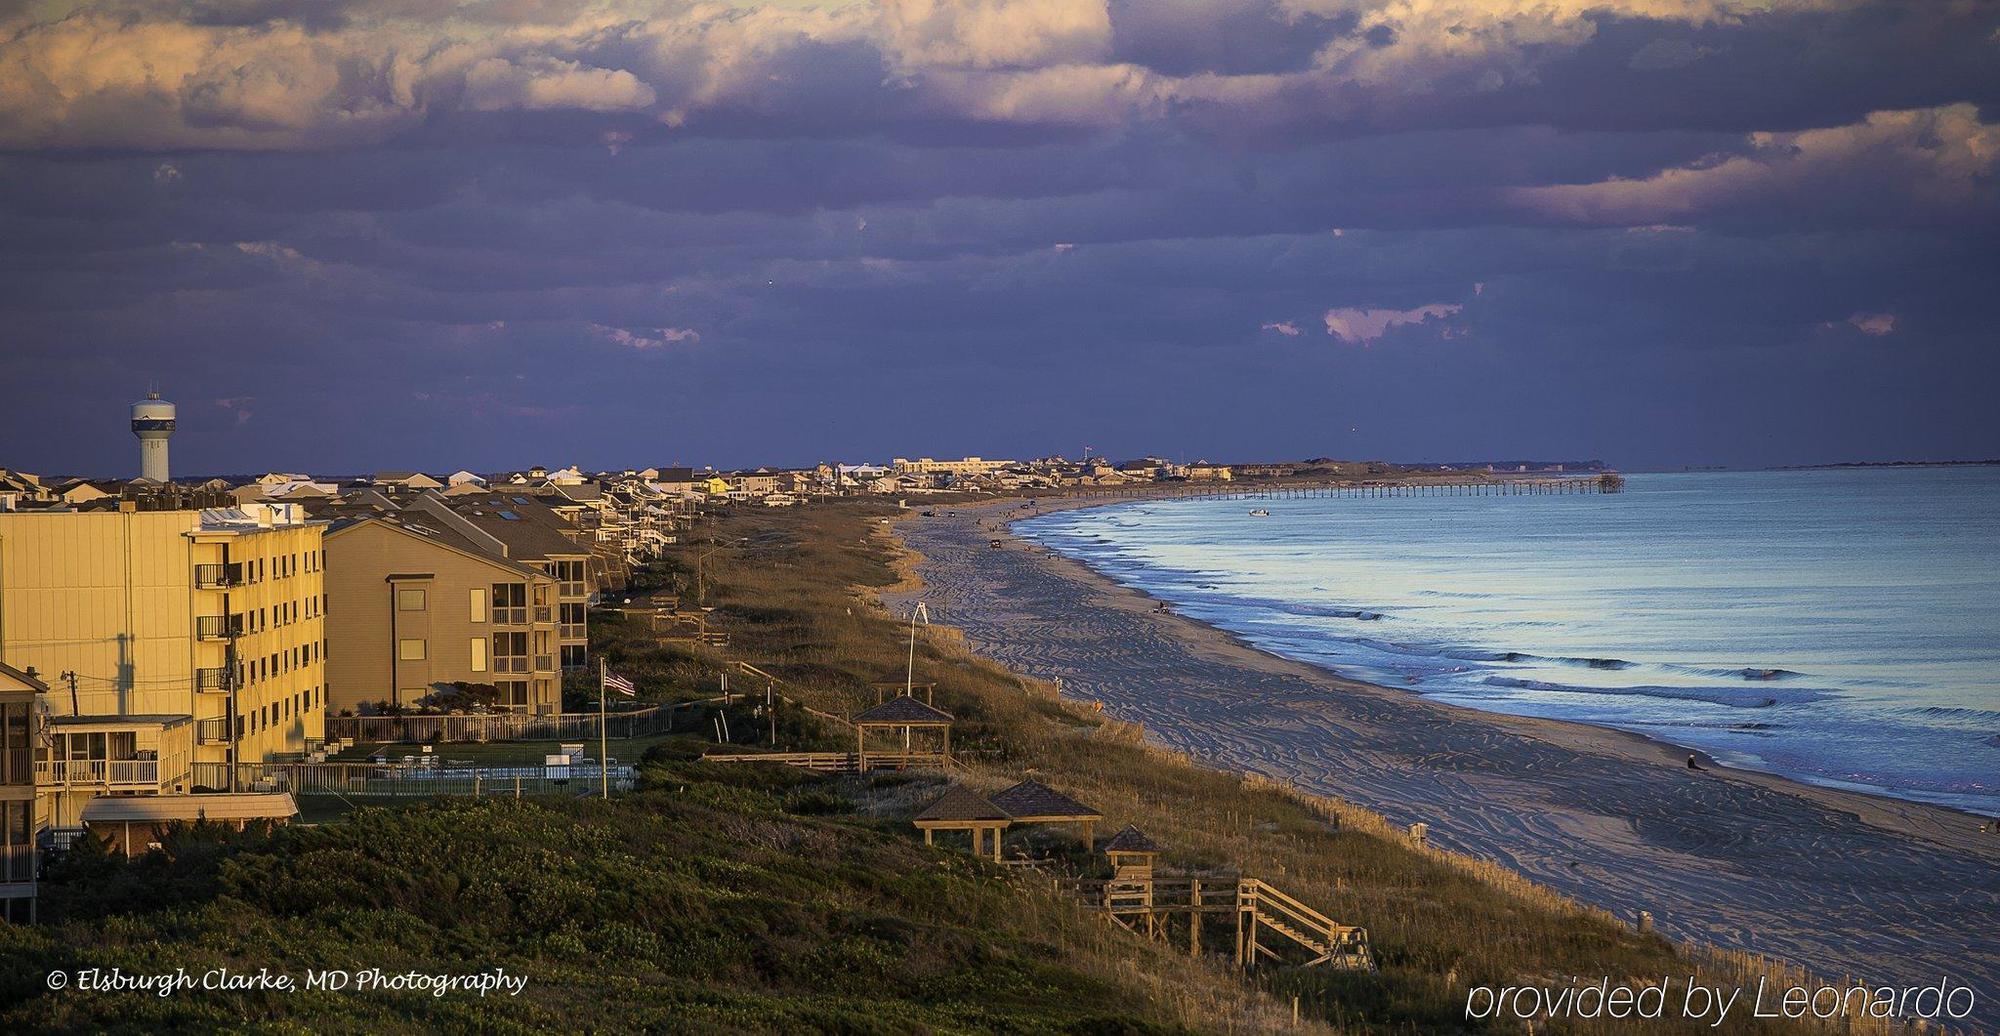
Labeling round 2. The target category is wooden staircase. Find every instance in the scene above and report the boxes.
[1058,875,1374,972]
[1237,878,1372,970]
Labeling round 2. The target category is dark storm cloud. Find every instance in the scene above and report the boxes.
[0,0,1995,474]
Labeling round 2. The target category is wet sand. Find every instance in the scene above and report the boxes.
[892,499,2000,1024]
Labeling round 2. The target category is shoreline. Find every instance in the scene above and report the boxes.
[889,494,2000,1018]
[1008,493,1998,824]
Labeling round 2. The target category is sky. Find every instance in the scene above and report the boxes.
[2,0,1996,476]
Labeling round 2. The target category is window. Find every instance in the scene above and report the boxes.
[469,587,488,623]
[398,638,427,661]
[398,588,427,611]
[470,637,488,673]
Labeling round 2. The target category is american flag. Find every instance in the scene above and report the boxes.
[601,662,636,697]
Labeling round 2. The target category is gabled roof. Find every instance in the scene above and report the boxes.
[853,694,954,725]
[989,780,1100,821]
[914,786,1010,823]
[0,660,49,693]
[1101,825,1163,854]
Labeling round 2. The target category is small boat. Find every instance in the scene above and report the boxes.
[1248,508,1271,517]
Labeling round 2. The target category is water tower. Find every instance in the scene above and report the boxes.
[131,391,177,482]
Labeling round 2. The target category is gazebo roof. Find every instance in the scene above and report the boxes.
[1101,825,1163,854]
[989,779,1101,821]
[854,694,955,725]
[914,786,1010,823]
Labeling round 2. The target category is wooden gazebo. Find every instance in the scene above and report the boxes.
[1101,825,1164,881]
[989,779,1102,850]
[852,694,954,772]
[913,786,1011,861]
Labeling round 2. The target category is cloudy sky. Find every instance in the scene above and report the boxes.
[3,0,1996,475]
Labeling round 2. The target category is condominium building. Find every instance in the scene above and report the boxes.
[0,662,40,923]
[322,515,563,715]
[890,456,1018,477]
[0,504,327,833]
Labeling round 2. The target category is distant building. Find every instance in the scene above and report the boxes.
[890,457,1017,477]
[1185,462,1234,481]
[0,504,327,838]
[372,471,445,491]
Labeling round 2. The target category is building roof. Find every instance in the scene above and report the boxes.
[913,786,1010,823]
[323,514,554,583]
[0,661,49,693]
[82,792,298,824]
[440,494,591,559]
[989,780,1101,821]
[51,713,190,729]
[853,694,955,725]
[1101,825,1163,854]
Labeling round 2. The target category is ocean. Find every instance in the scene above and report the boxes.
[1013,467,2000,816]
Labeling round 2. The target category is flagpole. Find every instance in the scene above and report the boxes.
[598,658,609,800]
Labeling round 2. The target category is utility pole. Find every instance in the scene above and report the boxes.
[59,670,78,715]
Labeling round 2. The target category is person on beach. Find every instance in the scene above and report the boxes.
[1687,754,1704,771]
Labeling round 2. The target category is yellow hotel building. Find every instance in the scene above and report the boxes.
[0,504,326,832]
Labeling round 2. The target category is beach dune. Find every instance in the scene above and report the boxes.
[895,502,2000,1027]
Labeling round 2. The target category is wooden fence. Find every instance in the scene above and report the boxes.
[700,750,948,774]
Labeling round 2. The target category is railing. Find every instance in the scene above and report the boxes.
[195,667,234,692]
[0,844,35,884]
[189,760,638,799]
[197,717,231,745]
[533,654,554,673]
[559,623,586,640]
[35,758,166,786]
[1238,878,1373,970]
[492,606,527,625]
[193,563,242,589]
[701,750,948,773]
[196,615,242,641]
[494,656,528,674]
[560,581,586,598]
[324,704,674,745]
[533,605,554,624]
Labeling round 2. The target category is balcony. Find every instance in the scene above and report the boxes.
[533,654,554,673]
[196,718,230,745]
[196,615,242,641]
[193,563,243,589]
[195,667,235,693]
[492,606,528,625]
[36,757,183,789]
[559,623,586,640]
[533,605,554,624]
[560,581,587,599]
[494,656,529,674]
[0,844,34,885]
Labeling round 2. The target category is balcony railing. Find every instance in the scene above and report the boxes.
[196,615,242,641]
[533,654,554,673]
[494,656,529,674]
[36,758,162,786]
[559,623,586,640]
[533,605,553,624]
[492,606,527,625]
[560,581,587,598]
[193,563,243,589]
[195,667,235,693]
[0,844,34,884]
[197,717,231,745]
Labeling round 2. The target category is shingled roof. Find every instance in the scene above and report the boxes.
[853,694,954,725]
[913,786,1010,823]
[1101,825,1163,854]
[989,779,1100,821]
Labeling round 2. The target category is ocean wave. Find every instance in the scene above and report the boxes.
[1477,675,1834,709]
[1440,648,1636,670]
[1662,663,1806,681]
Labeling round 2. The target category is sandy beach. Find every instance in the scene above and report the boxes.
[893,498,2000,1025]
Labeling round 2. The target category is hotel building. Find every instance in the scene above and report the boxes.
[0,504,327,834]
[0,662,41,922]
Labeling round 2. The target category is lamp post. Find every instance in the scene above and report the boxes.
[905,601,929,697]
